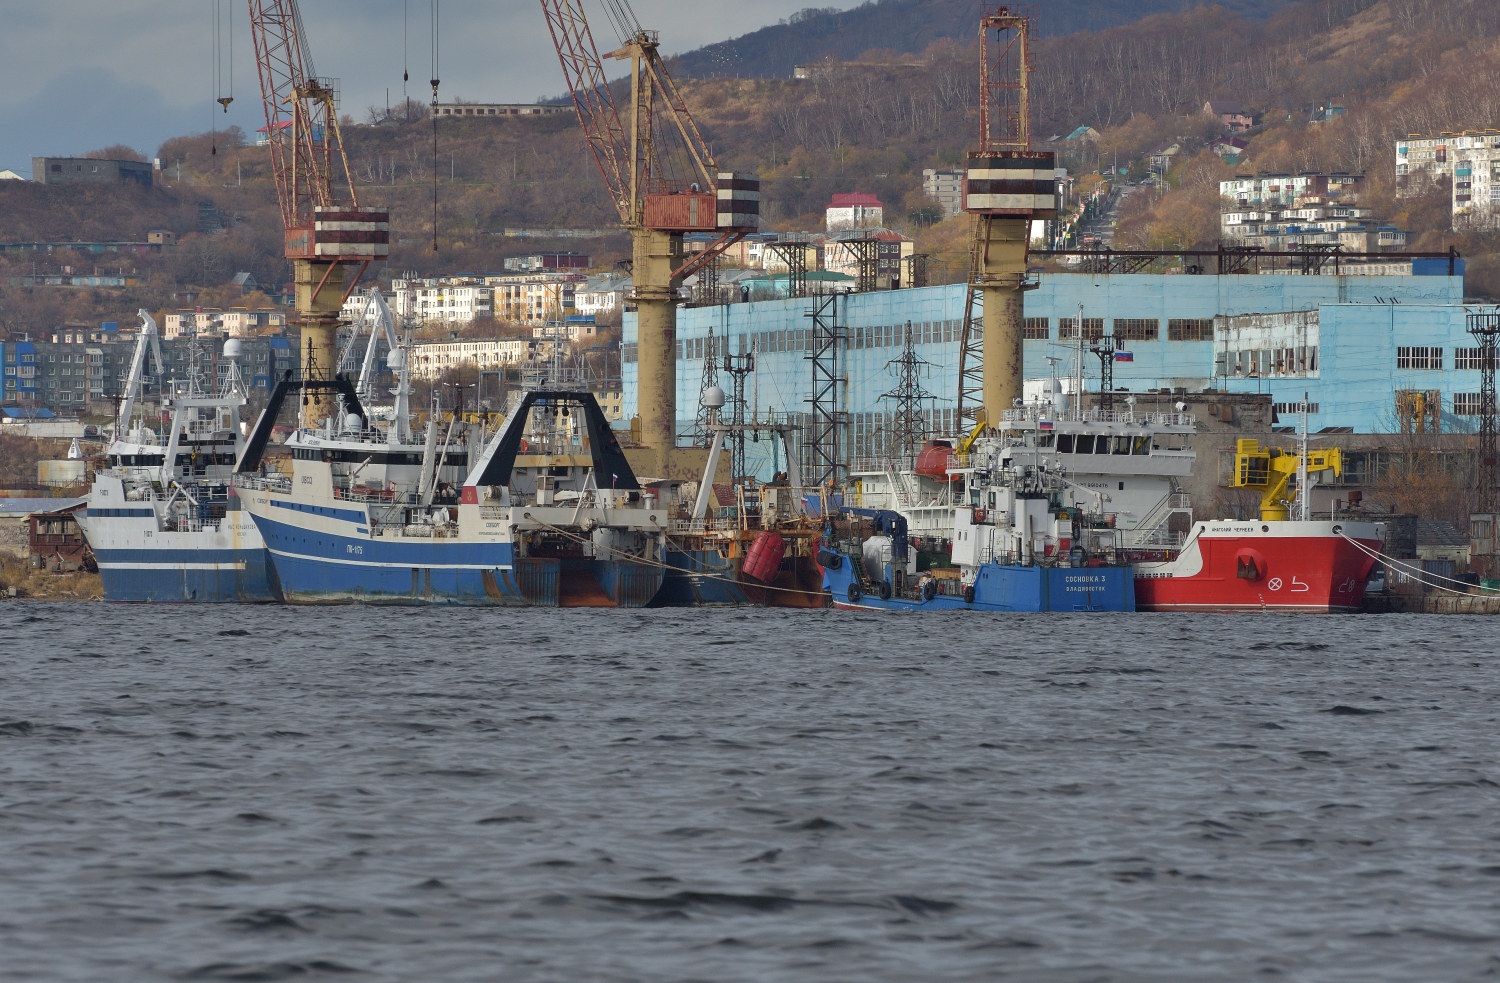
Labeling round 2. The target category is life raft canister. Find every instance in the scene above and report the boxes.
[742,531,786,584]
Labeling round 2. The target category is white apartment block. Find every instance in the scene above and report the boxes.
[922,168,965,218]
[825,193,884,232]
[531,320,600,345]
[1452,145,1500,229]
[392,278,494,326]
[409,338,550,380]
[574,276,630,316]
[1220,172,1361,208]
[1396,129,1500,182]
[164,308,285,339]
[484,274,580,324]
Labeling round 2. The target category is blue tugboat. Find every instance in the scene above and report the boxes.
[819,434,1136,613]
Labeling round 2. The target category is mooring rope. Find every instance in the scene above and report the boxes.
[523,514,827,599]
[1338,532,1478,598]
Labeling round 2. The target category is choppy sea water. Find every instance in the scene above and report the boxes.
[1,604,1498,982]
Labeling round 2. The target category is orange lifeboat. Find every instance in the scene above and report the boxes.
[914,440,959,481]
[742,531,786,583]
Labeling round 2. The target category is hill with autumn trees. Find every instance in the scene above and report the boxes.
[2,0,1500,339]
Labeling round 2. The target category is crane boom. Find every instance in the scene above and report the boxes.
[539,0,633,223]
[117,309,163,442]
[538,0,759,477]
[247,0,389,427]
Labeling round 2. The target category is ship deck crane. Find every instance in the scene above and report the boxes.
[116,309,164,442]
[247,0,389,428]
[538,0,759,479]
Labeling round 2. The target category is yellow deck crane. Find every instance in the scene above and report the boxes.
[247,0,389,428]
[538,0,759,480]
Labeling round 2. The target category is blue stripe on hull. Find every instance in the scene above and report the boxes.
[93,547,275,603]
[255,514,661,607]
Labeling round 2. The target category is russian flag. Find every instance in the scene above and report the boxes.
[1114,351,1134,362]
[1038,418,1055,430]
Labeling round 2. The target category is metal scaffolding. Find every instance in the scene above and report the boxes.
[803,294,846,488]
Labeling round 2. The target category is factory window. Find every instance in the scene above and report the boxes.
[1456,347,1488,370]
[1112,318,1159,341]
[1396,346,1443,370]
[1060,318,1104,341]
[1273,401,1320,416]
[1454,393,1483,415]
[1022,318,1048,340]
[1168,319,1214,341]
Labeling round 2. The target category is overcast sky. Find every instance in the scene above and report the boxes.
[0,1,859,176]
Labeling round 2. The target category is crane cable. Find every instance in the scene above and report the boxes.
[211,0,235,158]
[430,0,441,252]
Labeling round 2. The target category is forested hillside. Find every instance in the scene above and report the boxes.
[672,0,1306,79]
[2,0,1500,338]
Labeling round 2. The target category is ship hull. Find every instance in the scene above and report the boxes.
[821,551,1135,613]
[657,546,829,608]
[1133,520,1383,613]
[77,481,275,603]
[244,492,664,608]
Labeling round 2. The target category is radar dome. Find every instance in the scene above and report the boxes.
[222,338,244,358]
[702,385,727,409]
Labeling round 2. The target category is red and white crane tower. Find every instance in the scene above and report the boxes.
[247,0,389,427]
[957,7,1058,432]
[539,0,759,479]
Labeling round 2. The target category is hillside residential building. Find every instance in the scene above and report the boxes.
[393,277,494,326]
[922,168,966,218]
[574,275,631,316]
[430,102,567,119]
[1204,100,1255,132]
[502,251,591,273]
[32,156,153,188]
[1210,137,1248,160]
[822,230,915,288]
[1451,145,1500,229]
[532,316,601,346]
[409,338,546,380]
[1,331,295,413]
[1219,173,1401,250]
[164,308,286,339]
[1396,130,1500,183]
[485,273,582,324]
[1221,172,1363,208]
[825,193,884,232]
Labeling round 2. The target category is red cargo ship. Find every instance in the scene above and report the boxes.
[1133,518,1384,613]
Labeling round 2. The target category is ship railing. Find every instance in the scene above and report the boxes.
[998,405,1197,429]
[1120,492,1192,548]
[333,481,403,504]
[234,473,293,493]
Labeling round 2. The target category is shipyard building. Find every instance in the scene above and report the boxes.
[621,263,1475,482]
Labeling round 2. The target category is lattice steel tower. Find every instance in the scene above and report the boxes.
[693,323,721,444]
[880,322,934,464]
[1469,312,1500,516]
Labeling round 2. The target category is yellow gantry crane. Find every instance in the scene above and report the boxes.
[247,0,389,428]
[538,0,759,479]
